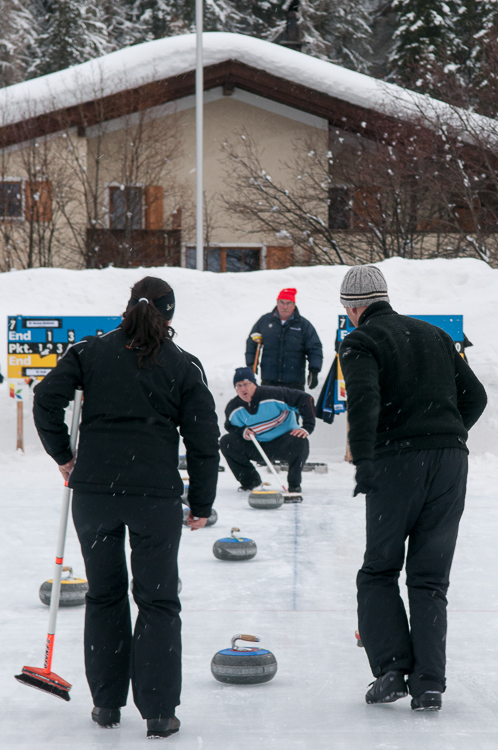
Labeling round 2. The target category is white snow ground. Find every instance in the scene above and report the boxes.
[1,258,498,748]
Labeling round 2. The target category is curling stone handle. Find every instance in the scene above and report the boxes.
[62,566,73,578]
[230,527,241,538]
[231,634,261,650]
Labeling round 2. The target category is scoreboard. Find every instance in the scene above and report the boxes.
[333,314,464,414]
[7,315,122,379]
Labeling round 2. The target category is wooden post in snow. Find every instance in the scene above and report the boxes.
[16,400,24,451]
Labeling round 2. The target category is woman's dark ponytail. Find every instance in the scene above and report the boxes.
[121,276,175,368]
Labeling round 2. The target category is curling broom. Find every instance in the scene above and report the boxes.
[15,387,83,700]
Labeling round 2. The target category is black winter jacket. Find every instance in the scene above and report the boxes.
[245,307,323,385]
[339,302,487,463]
[33,328,220,517]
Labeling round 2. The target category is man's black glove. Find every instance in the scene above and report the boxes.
[307,368,319,389]
[354,459,376,497]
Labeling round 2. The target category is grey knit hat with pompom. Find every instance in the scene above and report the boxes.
[340,266,389,308]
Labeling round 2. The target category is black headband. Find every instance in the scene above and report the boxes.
[128,290,175,320]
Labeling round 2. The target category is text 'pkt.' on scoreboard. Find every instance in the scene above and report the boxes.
[7,316,122,379]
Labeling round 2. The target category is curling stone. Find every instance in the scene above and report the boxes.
[39,566,88,607]
[213,528,257,561]
[248,489,283,510]
[182,506,218,527]
[211,634,278,685]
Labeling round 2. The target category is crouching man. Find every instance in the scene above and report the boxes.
[220,367,315,494]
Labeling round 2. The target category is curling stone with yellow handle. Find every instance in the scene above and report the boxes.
[39,566,88,607]
[213,528,257,561]
[248,488,283,509]
[211,634,278,684]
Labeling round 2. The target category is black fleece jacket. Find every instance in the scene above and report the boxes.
[339,302,487,463]
[33,328,220,517]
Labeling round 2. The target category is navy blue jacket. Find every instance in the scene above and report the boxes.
[245,307,323,385]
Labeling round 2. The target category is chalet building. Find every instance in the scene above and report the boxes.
[0,32,470,272]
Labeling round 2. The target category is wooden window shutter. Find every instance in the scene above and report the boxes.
[172,206,182,230]
[453,195,479,232]
[145,186,164,230]
[25,181,52,222]
[266,246,293,269]
[352,187,382,230]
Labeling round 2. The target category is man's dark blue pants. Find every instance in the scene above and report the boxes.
[357,448,467,698]
[220,431,309,489]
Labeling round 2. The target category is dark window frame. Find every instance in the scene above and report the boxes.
[108,185,143,230]
[185,245,262,272]
[328,185,351,230]
[0,180,23,220]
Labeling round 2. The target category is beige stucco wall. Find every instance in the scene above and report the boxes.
[0,132,88,270]
[0,88,329,269]
[86,87,329,247]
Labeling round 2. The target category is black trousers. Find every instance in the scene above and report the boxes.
[72,491,182,719]
[262,379,304,391]
[220,431,309,488]
[357,448,467,698]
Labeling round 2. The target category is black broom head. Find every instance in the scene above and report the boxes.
[15,672,71,701]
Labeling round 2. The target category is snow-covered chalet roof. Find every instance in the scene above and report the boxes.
[0,32,490,142]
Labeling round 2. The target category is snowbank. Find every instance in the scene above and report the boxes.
[0,257,496,456]
[0,32,488,140]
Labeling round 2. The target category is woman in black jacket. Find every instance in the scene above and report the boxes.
[33,276,220,739]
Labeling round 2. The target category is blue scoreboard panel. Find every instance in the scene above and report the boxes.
[7,315,122,379]
[334,314,464,414]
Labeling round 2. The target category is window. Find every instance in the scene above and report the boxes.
[109,186,143,229]
[351,187,383,230]
[185,246,261,271]
[328,186,350,229]
[0,182,22,218]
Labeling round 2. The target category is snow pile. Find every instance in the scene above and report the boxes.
[0,256,496,457]
[0,32,487,138]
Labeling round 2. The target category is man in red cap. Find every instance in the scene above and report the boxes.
[245,288,323,391]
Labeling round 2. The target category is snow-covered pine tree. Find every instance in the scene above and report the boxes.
[126,0,286,44]
[0,0,44,86]
[297,0,373,72]
[451,0,498,97]
[389,0,461,92]
[35,0,114,77]
[207,0,373,72]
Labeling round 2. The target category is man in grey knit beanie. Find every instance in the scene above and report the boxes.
[338,264,486,711]
[340,265,389,310]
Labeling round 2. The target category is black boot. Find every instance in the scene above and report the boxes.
[146,716,181,739]
[365,671,408,704]
[91,707,121,727]
[411,691,442,711]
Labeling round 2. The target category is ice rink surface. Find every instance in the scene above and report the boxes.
[1,391,498,750]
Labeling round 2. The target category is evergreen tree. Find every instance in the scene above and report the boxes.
[389,0,498,112]
[0,0,43,86]
[452,0,498,87]
[35,0,113,76]
[389,0,461,91]
[297,0,373,72]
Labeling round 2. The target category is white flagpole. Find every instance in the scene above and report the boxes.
[196,0,203,271]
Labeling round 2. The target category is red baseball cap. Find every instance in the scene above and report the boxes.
[277,288,297,302]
